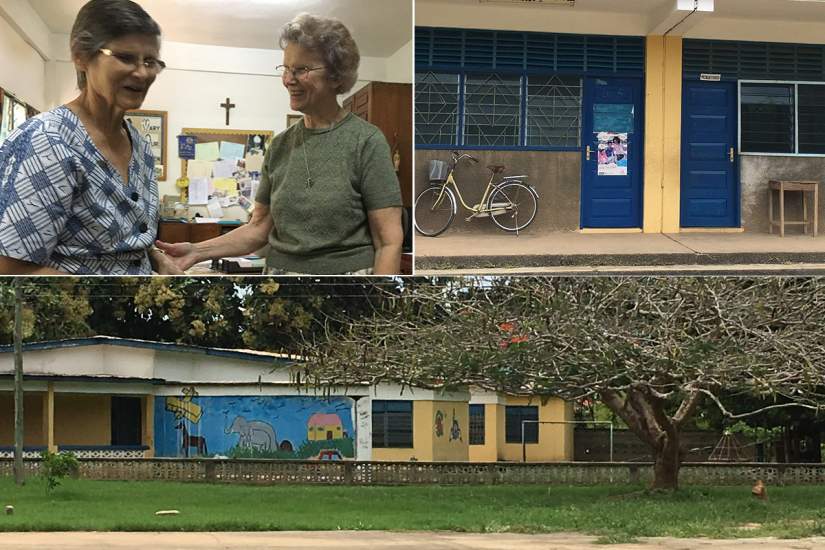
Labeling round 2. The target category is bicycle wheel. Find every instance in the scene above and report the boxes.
[487,182,538,232]
[414,186,456,237]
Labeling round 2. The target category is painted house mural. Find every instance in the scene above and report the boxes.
[155,391,355,460]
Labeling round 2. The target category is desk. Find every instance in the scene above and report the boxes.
[769,180,819,237]
[158,221,241,243]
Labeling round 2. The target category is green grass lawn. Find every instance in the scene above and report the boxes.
[1,477,825,540]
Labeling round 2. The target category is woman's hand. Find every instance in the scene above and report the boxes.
[149,247,184,275]
[154,240,201,272]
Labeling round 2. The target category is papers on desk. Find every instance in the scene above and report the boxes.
[193,217,223,223]
[188,177,209,205]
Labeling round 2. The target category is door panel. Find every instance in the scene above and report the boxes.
[581,78,643,228]
[680,81,738,228]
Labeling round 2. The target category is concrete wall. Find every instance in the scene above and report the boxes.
[371,400,429,462]
[499,396,573,462]
[54,394,110,446]
[469,403,502,462]
[740,156,825,234]
[431,401,469,462]
[0,4,46,111]
[415,150,581,234]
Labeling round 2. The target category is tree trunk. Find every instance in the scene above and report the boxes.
[651,432,681,490]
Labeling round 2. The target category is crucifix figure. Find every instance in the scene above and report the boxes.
[220,97,235,126]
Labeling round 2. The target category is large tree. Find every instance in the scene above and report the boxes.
[303,277,825,490]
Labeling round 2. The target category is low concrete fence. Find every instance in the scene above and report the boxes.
[2,459,824,486]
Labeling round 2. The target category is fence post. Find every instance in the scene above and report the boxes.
[343,461,354,485]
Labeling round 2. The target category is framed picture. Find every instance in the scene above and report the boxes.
[125,109,168,181]
[286,114,302,128]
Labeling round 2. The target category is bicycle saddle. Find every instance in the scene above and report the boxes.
[487,165,506,173]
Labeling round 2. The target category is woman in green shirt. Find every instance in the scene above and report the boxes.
[156,13,403,275]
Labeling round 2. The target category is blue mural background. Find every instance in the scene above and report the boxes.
[154,393,355,459]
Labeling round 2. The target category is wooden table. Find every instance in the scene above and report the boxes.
[768,180,819,237]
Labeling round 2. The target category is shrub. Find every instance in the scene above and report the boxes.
[40,451,79,493]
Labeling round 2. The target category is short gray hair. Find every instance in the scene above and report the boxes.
[70,0,162,89]
[279,13,360,95]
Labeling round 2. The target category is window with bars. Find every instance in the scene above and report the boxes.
[372,400,413,448]
[469,404,485,445]
[505,405,538,444]
[415,72,459,146]
[463,73,522,147]
[526,75,582,147]
[414,72,583,149]
[740,82,825,155]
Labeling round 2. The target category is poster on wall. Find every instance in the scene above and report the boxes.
[125,109,167,181]
[596,132,628,176]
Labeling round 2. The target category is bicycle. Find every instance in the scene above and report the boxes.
[414,151,539,237]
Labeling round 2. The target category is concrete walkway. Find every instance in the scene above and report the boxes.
[3,531,825,549]
[414,231,825,273]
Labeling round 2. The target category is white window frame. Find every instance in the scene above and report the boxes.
[738,79,825,158]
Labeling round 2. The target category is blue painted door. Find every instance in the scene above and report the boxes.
[680,81,738,227]
[581,78,643,228]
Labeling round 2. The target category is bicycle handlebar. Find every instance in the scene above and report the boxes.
[451,151,479,164]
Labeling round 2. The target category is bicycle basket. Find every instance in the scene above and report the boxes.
[428,160,449,183]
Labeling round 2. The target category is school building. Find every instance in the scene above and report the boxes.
[0,337,572,462]
[415,0,825,235]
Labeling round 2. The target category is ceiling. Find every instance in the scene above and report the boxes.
[446,0,825,24]
[28,0,412,56]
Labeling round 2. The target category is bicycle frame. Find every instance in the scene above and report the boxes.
[431,169,500,213]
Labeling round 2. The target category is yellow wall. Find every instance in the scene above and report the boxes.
[643,35,683,234]
[0,392,44,446]
[54,394,110,446]
[431,402,469,461]
[499,396,574,462]
[469,403,501,462]
[142,395,154,457]
[372,400,431,462]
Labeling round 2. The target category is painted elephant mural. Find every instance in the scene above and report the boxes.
[154,395,355,460]
[225,416,277,451]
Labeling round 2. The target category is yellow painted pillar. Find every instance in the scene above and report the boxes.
[495,403,505,461]
[44,383,55,452]
[661,35,684,233]
[643,35,684,234]
[142,395,154,458]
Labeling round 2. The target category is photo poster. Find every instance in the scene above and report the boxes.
[125,110,166,179]
[596,132,628,176]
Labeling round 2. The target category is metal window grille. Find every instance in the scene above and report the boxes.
[469,404,485,445]
[505,405,538,444]
[741,83,795,154]
[415,72,459,146]
[463,73,522,147]
[684,39,825,81]
[371,400,413,448]
[799,84,825,154]
[526,75,582,147]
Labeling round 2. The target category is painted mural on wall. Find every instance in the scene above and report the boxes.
[155,391,355,460]
[435,408,463,443]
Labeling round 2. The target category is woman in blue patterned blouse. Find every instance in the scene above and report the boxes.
[0,0,179,274]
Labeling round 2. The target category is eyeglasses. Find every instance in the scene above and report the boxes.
[99,48,166,74]
[275,64,325,81]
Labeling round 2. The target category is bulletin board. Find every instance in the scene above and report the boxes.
[178,127,273,177]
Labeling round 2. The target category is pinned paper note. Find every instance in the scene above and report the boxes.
[212,177,238,197]
[220,141,246,160]
[195,142,220,161]
[213,159,237,179]
[244,153,264,173]
[207,198,224,218]
[187,160,213,178]
[188,177,209,205]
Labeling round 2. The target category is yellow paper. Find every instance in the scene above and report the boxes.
[195,141,220,161]
[212,177,238,197]
[186,160,213,178]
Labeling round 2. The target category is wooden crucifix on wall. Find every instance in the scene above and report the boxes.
[220,97,235,126]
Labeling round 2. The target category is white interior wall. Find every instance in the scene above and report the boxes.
[48,36,405,195]
[0,13,45,111]
[385,39,413,83]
